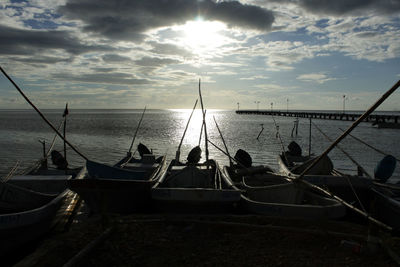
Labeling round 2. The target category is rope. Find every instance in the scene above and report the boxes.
[339,128,400,163]
[312,121,368,213]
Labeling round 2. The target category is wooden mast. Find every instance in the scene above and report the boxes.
[198,79,209,165]
[128,106,147,156]
[176,99,198,162]
[0,66,88,161]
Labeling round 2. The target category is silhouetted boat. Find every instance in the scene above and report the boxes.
[240,178,346,219]
[0,158,84,256]
[152,159,241,213]
[68,153,167,214]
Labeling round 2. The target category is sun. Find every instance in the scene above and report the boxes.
[177,18,228,55]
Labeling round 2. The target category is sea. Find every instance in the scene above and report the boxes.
[0,109,399,183]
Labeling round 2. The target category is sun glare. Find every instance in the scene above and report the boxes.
[178,19,227,54]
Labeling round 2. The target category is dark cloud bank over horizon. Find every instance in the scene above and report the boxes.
[279,0,400,15]
[58,0,275,41]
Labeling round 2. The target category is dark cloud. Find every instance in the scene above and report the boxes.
[0,25,114,56]
[91,67,117,72]
[102,54,132,63]
[298,0,400,15]
[12,56,72,64]
[147,41,194,58]
[134,56,180,67]
[51,72,151,85]
[59,0,275,41]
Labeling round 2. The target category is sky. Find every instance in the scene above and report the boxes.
[0,0,400,110]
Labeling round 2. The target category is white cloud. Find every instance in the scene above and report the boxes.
[297,73,336,84]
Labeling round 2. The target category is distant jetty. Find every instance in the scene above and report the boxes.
[236,110,400,125]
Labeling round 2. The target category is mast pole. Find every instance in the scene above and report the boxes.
[0,67,88,161]
[128,106,147,156]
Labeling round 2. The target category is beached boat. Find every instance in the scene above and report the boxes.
[68,153,167,214]
[222,159,345,219]
[240,179,346,219]
[0,159,84,255]
[152,158,241,213]
[370,185,400,230]
[222,164,286,187]
[277,143,373,210]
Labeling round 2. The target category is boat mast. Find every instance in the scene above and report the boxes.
[198,79,209,165]
[128,106,147,157]
[0,67,88,161]
[213,116,233,166]
[294,79,400,231]
[176,99,198,162]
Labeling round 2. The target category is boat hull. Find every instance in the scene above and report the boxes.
[152,160,241,214]
[68,178,155,214]
[0,189,69,255]
[277,154,373,211]
[152,188,240,213]
[69,156,167,214]
[371,187,400,230]
[241,183,346,219]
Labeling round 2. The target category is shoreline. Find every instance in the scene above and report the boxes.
[14,213,399,266]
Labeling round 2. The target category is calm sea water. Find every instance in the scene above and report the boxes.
[0,109,399,182]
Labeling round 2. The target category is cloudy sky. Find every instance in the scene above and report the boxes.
[0,0,400,110]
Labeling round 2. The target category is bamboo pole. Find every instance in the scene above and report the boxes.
[208,139,246,169]
[1,161,20,182]
[198,79,209,165]
[63,103,68,163]
[296,79,400,181]
[339,128,400,164]
[0,66,88,161]
[46,118,66,159]
[213,116,233,166]
[198,110,206,146]
[292,79,400,231]
[308,118,312,157]
[313,122,372,179]
[312,121,369,212]
[128,106,147,155]
[176,99,198,162]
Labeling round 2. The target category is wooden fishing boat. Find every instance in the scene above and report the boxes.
[152,159,241,213]
[240,179,346,219]
[222,164,277,187]
[68,154,167,214]
[0,159,85,256]
[222,163,345,218]
[278,152,373,211]
[370,185,400,230]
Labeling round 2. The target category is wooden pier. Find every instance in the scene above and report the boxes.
[236,110,400,124]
